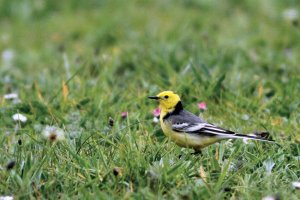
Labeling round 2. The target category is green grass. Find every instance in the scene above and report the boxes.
[1,0,300,199]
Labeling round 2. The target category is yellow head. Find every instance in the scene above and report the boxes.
[148,91,181,112]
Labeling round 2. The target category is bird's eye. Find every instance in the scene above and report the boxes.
[164,95,169,99]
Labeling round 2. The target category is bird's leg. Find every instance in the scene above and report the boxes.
[191,149,202,156]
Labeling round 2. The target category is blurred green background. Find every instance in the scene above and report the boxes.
[0,0,300,199]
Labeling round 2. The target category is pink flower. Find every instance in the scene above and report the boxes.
[152,108,161,117]
[198,102,207,110]
[121,112,128,119]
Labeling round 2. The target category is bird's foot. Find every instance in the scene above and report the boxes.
[191,150,202,156]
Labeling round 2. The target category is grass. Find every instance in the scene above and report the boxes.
[0,0,300,199]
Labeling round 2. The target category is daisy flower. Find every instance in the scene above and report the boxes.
[3,93,18,100]
[0,196,13,200]
[292,181,300,189]
[2,49,14,63]
[42,126,65,142]
[12,113,27,123]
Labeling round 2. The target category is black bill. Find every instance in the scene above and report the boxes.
[148,96,159,100]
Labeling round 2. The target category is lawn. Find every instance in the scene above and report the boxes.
[0,0,300,199]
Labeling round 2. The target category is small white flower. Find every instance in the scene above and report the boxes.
[153,117,159,123]
[262,195,277,200]
[3,93,21,104]
[2,49,14,62]
[0,196,13,200]
[12,113,27,123]
[292,181,300,189]
[42,125,65,142]
[3,93,18,100]
[283,9,298,21]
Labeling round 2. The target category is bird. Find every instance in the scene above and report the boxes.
[148,91,274,151]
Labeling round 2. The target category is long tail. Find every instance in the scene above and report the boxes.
[198,123,276,143]
[228,133,275,142]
